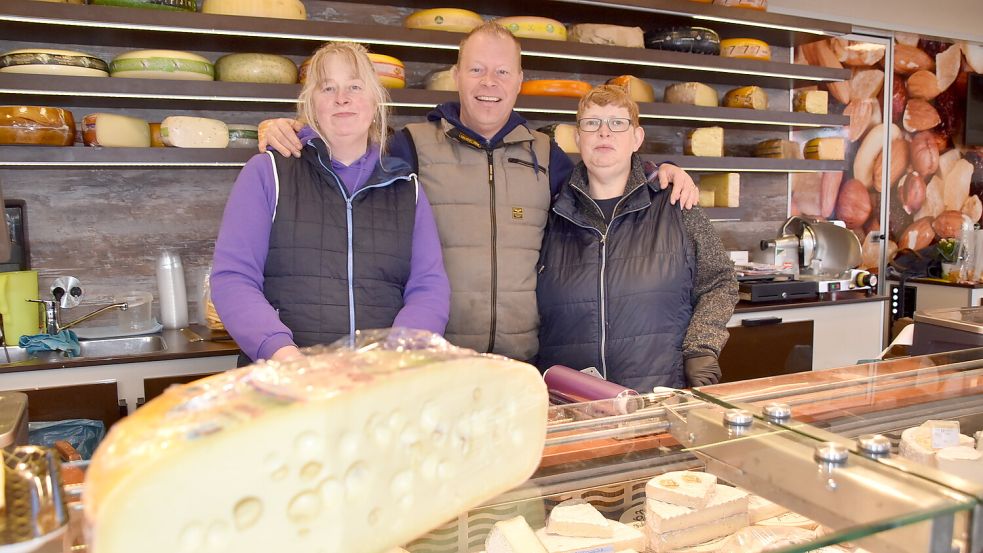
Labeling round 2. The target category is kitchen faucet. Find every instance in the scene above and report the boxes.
[28,277,128,335]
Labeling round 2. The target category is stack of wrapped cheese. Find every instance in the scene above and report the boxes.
[645,471,749,552]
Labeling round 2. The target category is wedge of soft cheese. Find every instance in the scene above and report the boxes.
[646,471,717,509]
[487,516,549,553]
[646,484,748,533]
[900,424,975,466]
[647,512,747,552]
[535,520,646,553]
[936,446,983,484]
[546,499,613,538]
[84,338,549,553]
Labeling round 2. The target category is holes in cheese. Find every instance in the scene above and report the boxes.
[664,82,719,107]
[722,86,768,110]
[793,90,829,114]
[215,53,298,84]
[685,127,724,157]
[90,0,197,10]
[803,137,845,160]
[227,124,259,149]
[82,113,151,147]
[0,48,109,77]
[0,106,76,146]
[643,27,721,55]
[521,80,592,98]
[201,0,306,19]
[607,75,656,103]
[404,8,483,33]
[567,24,645,48]
[83,334,548,553]
[720,38,771,61]
[754,138,802,159]
[110,49,214,81]
[160,116,229,148]
[495,16,567,41]
[699,173,740,207]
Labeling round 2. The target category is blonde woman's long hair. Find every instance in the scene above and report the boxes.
[297,41,390,155]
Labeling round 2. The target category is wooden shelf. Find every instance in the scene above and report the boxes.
[0,74,848,129]
[0,0,849,89]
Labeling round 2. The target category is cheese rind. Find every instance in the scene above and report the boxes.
[521,80,592,98]
[546,500,613,538]
[754,139,802,159]
[0,49,109,77]
[643,27,721,55]
[404,8,483,33]
[160,116,229,148]
[84,339,549,553]
[794,90,829,114]
[0,106,75,146]
[82,113,151,147]
[803,137,845,160]
[495,16,567,41]
[110,49,214,81]
[568,24,644,48]
[665,82,719,107]
[685,127,724,157]
[646,471,717,509]
[201,0,306,19]
[487,516,549,553]
[720,38,771,61]
[215,53,298,84]
[646,484,748,533]
[647,512,747,552]
[368,53,406,89]
[227,124,259,149]
[607,75,655,103]
[723,86,768,110]
[699,173,740,207]
[535,520,646,553]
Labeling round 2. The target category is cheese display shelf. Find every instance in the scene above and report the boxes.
[0,146,252,167]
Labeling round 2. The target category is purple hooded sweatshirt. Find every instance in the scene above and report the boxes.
[211,127,450,361]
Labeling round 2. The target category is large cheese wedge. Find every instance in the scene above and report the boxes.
[644,27,721,55]
[699,173,740,207]
[90,0,196,10]
[723,86,768,110]
[685,127,724,157]
[84,336,549,553]
[720,38,771,61]
[368,53,406,89]
[754,138,802,159]
[495,16,567,41]
[665,82,718,107]
[215,53,298,84]
[82,113,151,147]
[487,516,549,553]
[803,137,845,160]
[546,499,613,538]
[160,116,229,148]
[227,124,259,149]
[201,0,306,19]
[538,124,579,154]
[607,75,656,103]
[0,49,109,77]
[0,106,75,146]
[794,90,828,114]
[110,49,214,81]
[567,24,644,48]
[404,8,483,33]
[646,471,717,509]
[425,68,457,91]
[535,520,646,553]
[521,80,592,98]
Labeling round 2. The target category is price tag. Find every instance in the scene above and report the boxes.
[927,420,960,449]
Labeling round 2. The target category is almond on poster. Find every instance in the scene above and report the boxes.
[903,99,942,133]
[943,158,973,211]
[894,43,935,75]
[935,44,962,93]
[849,69,884,100]
[830,37,885,67]
[962,195,983,224]
[906,70,941,101]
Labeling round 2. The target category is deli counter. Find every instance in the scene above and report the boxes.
[404,349,983,553]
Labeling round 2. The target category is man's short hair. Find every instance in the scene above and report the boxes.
[456,20,523,68]
[577,84,640,126]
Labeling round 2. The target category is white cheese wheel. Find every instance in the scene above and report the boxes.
[0,48,109,77]
[201,0,306,19]
[227,124,259,149]
[215,53,298,84]
[0,106,75,146]
[82,113,151,147]
[160,116,229,148]
[110,49,214,81]
[936,446,983,484]
[425,69,457,91]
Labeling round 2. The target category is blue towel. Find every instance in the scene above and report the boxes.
[19,330,81,357]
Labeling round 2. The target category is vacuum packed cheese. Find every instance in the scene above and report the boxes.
[699,173,740,207]
[425,68,457,91]
[723,86,768,109]
[90,0,196,10]
[720,38,772,61]
[803,137,845,160]
[546,499,613,538]
[685,127,724,157]
[644,27,721,55]
[538,124,579,154]
[368,53,406,89]
[794,90,828,114]
[0,48,109,77]
[521,80,592,98]
[84,330,549,553]
[160,116,229,148]
[607,75,655,103]
[215,53,298,84]
[665,82,718,106]
[535,520,646,553]
[495,16,567,41]
[227,124,259,148]
[568,24,644,48]
[82,113,151,147]
[0,106,75,146]
[486,516,548,553]
[755,138,802,159]
[404,8,483,33]
[110,49,214,81]
[201,0,306,19]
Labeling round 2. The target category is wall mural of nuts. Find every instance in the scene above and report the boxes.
[791,36,983,277]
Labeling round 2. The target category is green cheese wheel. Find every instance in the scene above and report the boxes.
[215,53,298,84]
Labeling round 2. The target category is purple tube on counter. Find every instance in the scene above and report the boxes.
[543,365,641,414]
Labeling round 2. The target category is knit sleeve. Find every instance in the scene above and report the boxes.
[681,206,739,359]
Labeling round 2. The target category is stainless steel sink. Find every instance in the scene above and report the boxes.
[0,335,167,364]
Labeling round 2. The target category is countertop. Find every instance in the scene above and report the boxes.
[0,324,240,374]
[734,290,888,314]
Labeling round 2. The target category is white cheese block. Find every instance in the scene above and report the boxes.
[547,499,613,538]
[82,113,151,148]
[646,484,748,533]
[110,49,214,81]
[900,425,975,467]
[747,495,788,524]
[227,124,259,149]
[936,446,983,484]
[215,53,298,84]
[84,344,549,553]
[0,48,109,77]
[646,471,717,509]
[535,520,646,553]
[699,173,739,207]
[756,512,818,530]
[647,513,747,553]
[487,516,548,553]
[665,82,718,107]
[160,116,229,148]
[201,0,306,19]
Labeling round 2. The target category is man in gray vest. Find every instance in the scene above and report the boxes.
[259,23,698,361]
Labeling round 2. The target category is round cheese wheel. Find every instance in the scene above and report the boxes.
[425,68,457,91]
[160,116,229,148]
[520,79,592,98]
[404,8,483,33]
[644,27,721,55]
[368,53,405,89]
[215,53,298,84]
[90,0,196,11]
[0,48,109,77]
[720,38,772,61]
[201,0,306,20]
[0,106,76,146]
[82,113,151,147]
[495,16,567,41]
[227,124,259,148]
[110,49,214,81]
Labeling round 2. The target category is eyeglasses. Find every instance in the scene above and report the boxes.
[577,117,632,132]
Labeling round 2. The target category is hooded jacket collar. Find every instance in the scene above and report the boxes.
[301,133,415,193]
[427,102,533,149]
[554,154,662,233]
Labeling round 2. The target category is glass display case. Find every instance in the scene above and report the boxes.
[408,349,983,553]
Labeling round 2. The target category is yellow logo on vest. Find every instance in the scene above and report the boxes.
[512,207,524,219]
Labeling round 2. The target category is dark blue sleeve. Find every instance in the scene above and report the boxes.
[388,129,418,173]
[548,141,574,197]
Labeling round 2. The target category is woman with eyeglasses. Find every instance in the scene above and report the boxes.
[536,84,738,391]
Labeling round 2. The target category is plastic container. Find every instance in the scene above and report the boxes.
[156,249,188,329]
[114,291,152,333]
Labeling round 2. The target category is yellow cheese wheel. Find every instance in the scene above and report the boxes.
[803,137,845,160]
[367,53,405,89]
[520,79,592,98]
[110,49,214,81]
[722,86,768,109]
[215,53,298,84]
[0,106,75,146]
[404,8,483,33]
[0,48,109,77]
[201,0,306,19]
[720,38,771,61]
[495,16,567,41]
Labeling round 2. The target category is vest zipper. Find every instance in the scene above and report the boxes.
[507,157,547,174]
[487,149,498,353]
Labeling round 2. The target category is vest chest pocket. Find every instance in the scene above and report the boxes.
[502,156,550,229]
